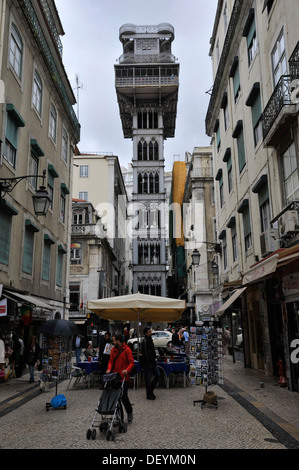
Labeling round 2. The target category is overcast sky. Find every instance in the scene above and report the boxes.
[55,0,218,172]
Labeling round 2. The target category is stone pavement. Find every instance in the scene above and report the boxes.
[0,357,299,450]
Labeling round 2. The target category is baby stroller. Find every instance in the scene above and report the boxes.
[86,372,127,441]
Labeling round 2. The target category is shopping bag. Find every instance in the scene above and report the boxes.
[50,394,67,409]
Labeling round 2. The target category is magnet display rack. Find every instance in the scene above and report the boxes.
[189,320,223,409]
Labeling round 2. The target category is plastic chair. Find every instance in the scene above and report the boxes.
[67,364,87,390]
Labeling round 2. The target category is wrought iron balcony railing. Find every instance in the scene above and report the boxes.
[262,75,295,140]
[289,41,299,79]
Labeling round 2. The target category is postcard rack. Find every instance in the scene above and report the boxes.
[189,323,223,409]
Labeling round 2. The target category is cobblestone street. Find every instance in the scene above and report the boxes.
[1,358,299,451]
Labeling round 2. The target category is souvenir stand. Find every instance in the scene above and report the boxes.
[41,335,72,408]
[189,319,223,409]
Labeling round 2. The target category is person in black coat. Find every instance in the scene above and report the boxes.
[141,327,160,400]
[24,336,41,383]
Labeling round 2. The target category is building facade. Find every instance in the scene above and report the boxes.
[206,0,299,389]
[0,0,80,341]
[183,147,219,324]
[72,150,128,298]
[115,23,179,296]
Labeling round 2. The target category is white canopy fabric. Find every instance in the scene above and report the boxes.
[87,292,186,323]
[215,287,247,317]
[3,289,55,311]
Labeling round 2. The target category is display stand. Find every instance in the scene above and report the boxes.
[189,321,223,409]
[41,335,72,411]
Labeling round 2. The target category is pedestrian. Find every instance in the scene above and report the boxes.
[12,333,22,378]
[172,328,181,347]
[24,336,41,383]
[0,335,5,374]
[74,334,84,365]
[123,327,129,343]
[98,331,112,373]
[183,326,189,354]
[106,333,135,423]
[141,326,160,400]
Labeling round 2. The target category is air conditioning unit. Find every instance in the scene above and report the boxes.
[278,210,299,237]
[260,228,280,256]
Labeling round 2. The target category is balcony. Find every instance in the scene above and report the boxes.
[118,52,176,64]
[262,75,298,147]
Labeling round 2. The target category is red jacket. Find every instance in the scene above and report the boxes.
[107,343,135,382]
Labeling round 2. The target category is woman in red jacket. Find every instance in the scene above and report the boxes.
[106,334,135,422]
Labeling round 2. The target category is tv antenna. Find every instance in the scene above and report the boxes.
[74,74,83,120]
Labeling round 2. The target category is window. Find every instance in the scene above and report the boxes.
[243,206,252,251]
[0,202,18,265]
[49,103,57,142]
[263,0,275,15]
[246,83,262,147]
[232,225,238,261]
[56,250,64,287]
[60,193,65,222]
[282,142,299,203]
[79,191,88,201]
[223,2,228,32]
[233,121,246,173]
[4,105,25,169]
[22,221,39,275]
[32,69,42,115]
[28,153,38,190]
[80,165,89,177]
[62,128,68,164]
[230,57,241,103]
[42,241,51,281]
[223,236,227,270]
[243,10,257,67]
[214,120,221,151]
[70,244,82,265]
[272,29,287,86]
[69,284,80,311]
[227,154,233,193]
[9,24,23,79]
[60,183,70,222]
[73,212,83,224]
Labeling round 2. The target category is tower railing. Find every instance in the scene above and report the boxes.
[115,76,179,87]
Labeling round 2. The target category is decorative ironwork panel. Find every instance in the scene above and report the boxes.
[262,75,294,139]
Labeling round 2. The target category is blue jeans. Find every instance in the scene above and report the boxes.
[144,364,160,396]
[29,364,35,382]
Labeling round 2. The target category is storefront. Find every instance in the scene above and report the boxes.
[0,286,55,380]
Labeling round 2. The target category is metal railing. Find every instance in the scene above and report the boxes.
[262,75,295,139]
[115,76,179,87]
[118,52,176,64]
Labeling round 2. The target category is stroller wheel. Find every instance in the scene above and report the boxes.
[91,429,96,440]
[86,429,91,440]
[106,430,111,441]
[111,430,115,441]
[122,423,127,433]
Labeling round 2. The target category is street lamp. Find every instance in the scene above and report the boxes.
[0,170,51,216]
[191,249,201,266]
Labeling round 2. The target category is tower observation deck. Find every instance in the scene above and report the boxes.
[115,23,179,297]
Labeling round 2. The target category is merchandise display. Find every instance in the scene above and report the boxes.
[41,335,72,383]
[189,323,223,409]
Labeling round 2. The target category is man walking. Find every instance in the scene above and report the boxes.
[141,327,160,400]
[106,334,135,422]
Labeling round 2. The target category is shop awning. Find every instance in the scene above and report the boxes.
[215,287,247,316]
[3,289,55,311]
[277,252,299,268]
[242,254,279,285]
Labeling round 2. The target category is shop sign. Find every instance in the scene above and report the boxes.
[282,273,299,297]
[0,299,7,316]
